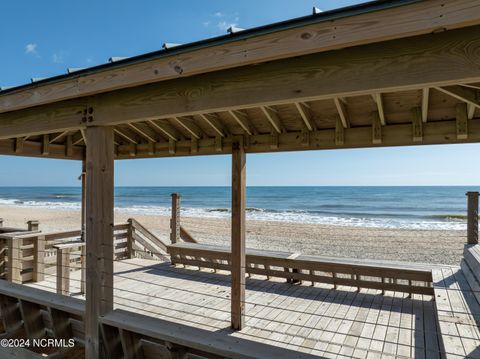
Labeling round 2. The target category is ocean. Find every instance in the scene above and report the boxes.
[0,186,476,230]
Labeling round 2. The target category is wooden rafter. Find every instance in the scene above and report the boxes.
[412,107,423,142]
[294,102,315,131]
[15,137,24,153]
[72,132,84,146]
[80,129,87,145]
[199,114,225,137]
[42,134,50,156]
[49,131,69,144]
[147,120,178,141]
[422,88,429,123]
[114,128,138,144]
[435,85,480,109]
[456,102,468,139]
[229,110,254,136]
[172,117,202,140]
[371,93,386,125]
[333,97,350,128]
[461,84,480,91]
[372,111,382,144]
[261,106,285,134]
[468,104,476,119]
[128,123,157,143]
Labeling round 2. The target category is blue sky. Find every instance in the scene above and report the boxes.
[1,0,479,186]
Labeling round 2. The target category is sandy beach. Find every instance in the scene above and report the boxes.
[0,205,466,266]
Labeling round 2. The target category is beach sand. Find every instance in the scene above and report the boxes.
[0,205,466,266]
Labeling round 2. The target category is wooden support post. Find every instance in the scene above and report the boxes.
[127,218,133,259]
[81,159,86,294]
[57,248,70,295]
[85,126,114,359]
[7,237,21,284]
[170,193,181,244]
[231,138,246,330]
[33,235,45,282]
[467,191,479,245]
[27,220,39,231]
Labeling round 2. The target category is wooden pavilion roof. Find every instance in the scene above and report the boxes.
[0,0,479,160]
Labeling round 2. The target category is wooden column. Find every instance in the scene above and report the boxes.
[85,126,114,359]
[81,158,86,294]
[231,139,246,330]
[56,248,70,295]
[33,235,45,282]
[7,237,21,284]
[170,193,181,244]
[467,191,479,245]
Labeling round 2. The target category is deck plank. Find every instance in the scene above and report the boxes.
[23,258,480,358]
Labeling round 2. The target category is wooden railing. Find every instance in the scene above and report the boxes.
[127,218,169,260]
[0,219,169,297]
[168,242,435,296]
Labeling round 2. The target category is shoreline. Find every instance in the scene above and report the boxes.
[0,205,466,265]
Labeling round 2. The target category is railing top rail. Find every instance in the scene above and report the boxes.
[53,241,85,250]
[169,242,433,275]
[0,230,41,240]
[0,280,84,316]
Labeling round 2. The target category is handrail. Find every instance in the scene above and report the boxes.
[129,218,168,254]
[168,242,434,296]
[180,226,197,243]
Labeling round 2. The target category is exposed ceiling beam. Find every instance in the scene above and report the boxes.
[114,128,138,144]
[421,88,429,123]
[80,129,87,145]
[147,120,178,141]
[333,97,350,128]
[261,106,285,134]
[199,114,225,137]
[49,130,69,144]
[371,93,386,125]
[461,84,480,91]
[72,131,84,145]
[468,104,476,119]
[435,85,480,109]
[412,107,423,142]
[172,117,201,140]
[294,102,315,131]
[229,110,254,136]
[128,123,157,142]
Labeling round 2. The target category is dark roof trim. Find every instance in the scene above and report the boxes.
[0,0,418,95]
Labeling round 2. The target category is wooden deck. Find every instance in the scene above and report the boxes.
[26,258,480,358]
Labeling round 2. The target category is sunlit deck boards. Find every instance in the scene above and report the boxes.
[25,258,479,358]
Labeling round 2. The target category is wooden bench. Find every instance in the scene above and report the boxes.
[101,309,319,359]
[168,242,434,296]
[430,246,480,358]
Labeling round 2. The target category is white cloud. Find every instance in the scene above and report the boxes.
[24,43,38,55]
[86,56,94,64]
[214,12,223,17]
[52,52,63,64]
[202,21,210,27]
